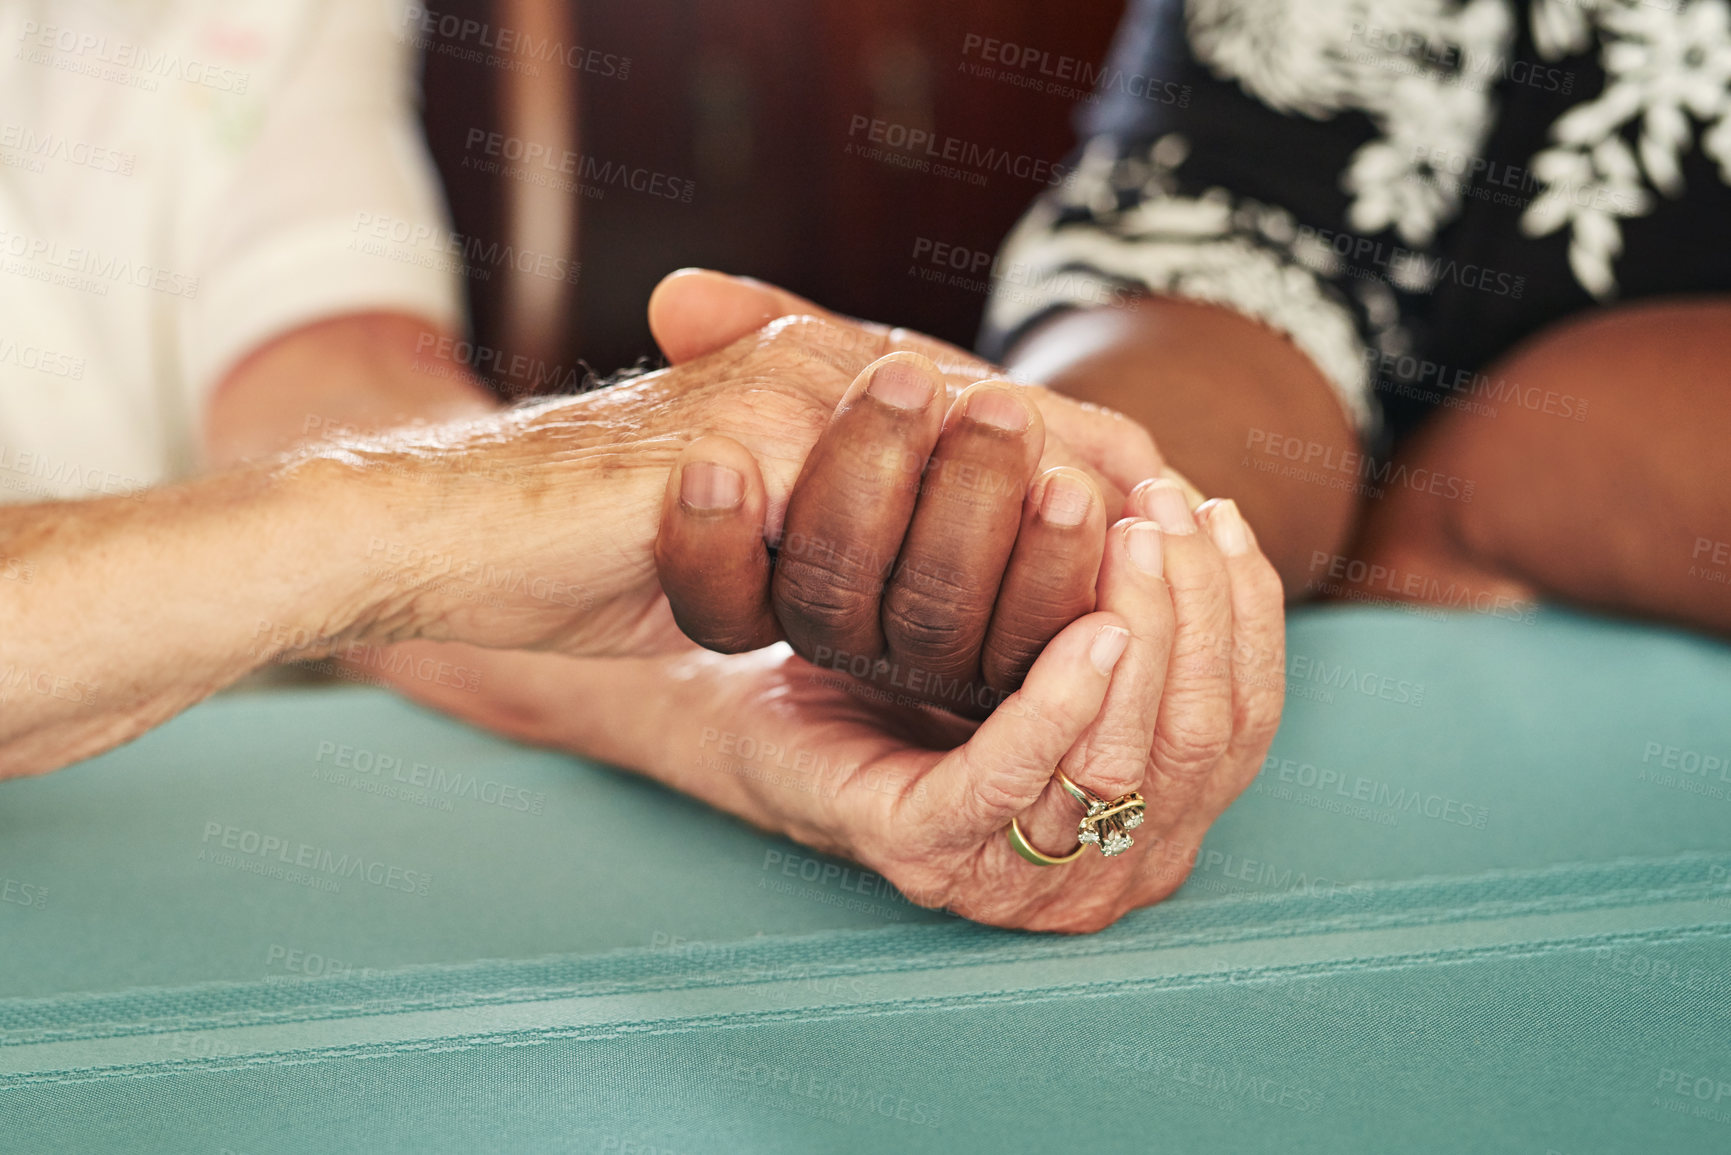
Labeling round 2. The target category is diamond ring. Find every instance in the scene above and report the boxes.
[1006,770,1146,866]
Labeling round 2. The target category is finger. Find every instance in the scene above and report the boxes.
[1032,440,1127,532]
[773,353,945,666]
[1034,399,1163,496]
[1115,468,1206,521]
[881,382,1045,694]
[980,467,1106,692]
[654,437,780,653]
[1193,500,1287,820]
[1159,466,1208,510]
[1018,516,1176,853]
[1126,479,1237,832]
[905,613,1130,851]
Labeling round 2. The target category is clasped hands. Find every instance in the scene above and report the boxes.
[642,276,1286,931]
[348,271,1285,932]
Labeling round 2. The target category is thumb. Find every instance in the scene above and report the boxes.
[648,268,826,363]
[648,269,990,377]
[655,436,782,654]
[909,613,1130,850]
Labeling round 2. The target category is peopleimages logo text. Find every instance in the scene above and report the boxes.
[960,34,1190,106]
[199,822,432,896]
[846,115,1071,186]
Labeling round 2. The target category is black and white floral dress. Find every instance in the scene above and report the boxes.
[980,0,1731,445]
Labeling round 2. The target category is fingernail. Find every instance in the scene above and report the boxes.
[1203,498,1250,556]
[1126,519,1163,576]
[965,387,1031,432]
[680,460,743,511]
[1090,624,1131,675]
[1136,480,1195,534]
[1040,472,1092,527]
[866,360,934,410]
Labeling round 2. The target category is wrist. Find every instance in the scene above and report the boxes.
[302,403,681,650]
[258,451,432,660]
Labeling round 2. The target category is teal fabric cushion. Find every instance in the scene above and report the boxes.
[4,607,1730,1153]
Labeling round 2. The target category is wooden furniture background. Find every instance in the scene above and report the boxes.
[421,0,1125,393]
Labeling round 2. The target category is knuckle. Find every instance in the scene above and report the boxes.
[1239,669,1286,729]
[1136,590,1178,644]
[890,553,976,600]
[778,522,893,585]
[703,369,831,425]
[982,638,1042,692]
[966,771,1039,832]
[698,623,778,656]
[1153,709,1233,779]
[784,315,876,370]
[992,582,1085,626]
[985,622,1051,659]
[1168,563,1234,615]
[1024,685,1085,741]
[1239,700,1284,752]
[765,313,830,345]
[1132,423,1159,460]
[1232,639,1286,701]
[774,561,880,635]
[947,893,1024,929]
[983,607,1068,655]
[882,585,981,661]
[1171,638,1233,686]
[1062,731,1154,795]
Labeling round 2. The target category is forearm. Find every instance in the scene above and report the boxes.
[1004,296,1362,591]
[0,401,681,777]
[1349,298,1731,633]
[0,457,401,775]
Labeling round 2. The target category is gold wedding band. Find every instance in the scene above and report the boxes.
[1007,816,1088,866]
[1006,770,1147,866]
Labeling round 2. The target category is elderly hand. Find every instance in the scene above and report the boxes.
[643,268,1209,718]
[654,351,1109,716]
[391,471,1284,932]
[327,282,1170,665]
[643,336,1285,926]
[733,473,1283,931]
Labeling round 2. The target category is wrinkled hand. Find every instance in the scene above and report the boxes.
[348,273,1169,663]
[655,350,1110,715]
[331,271,1287,932]
[321,313,859,660]
[701,478,1285,932]
[644,268,1200,716]
[642,274,1286,929]
[391,474,1285,932]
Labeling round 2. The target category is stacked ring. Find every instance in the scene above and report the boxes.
[1007,770,1146,866]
